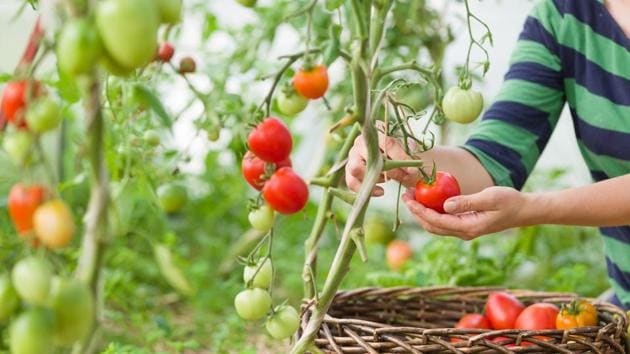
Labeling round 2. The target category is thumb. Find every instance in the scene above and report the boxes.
[443,192,494,214]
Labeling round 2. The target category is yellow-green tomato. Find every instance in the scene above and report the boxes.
[266,305,300,339]
[11,256,52,306]
[3,130,33,166]
[248,205,274,232]
[10,308,55,354]
[56,18,102,76]
[157,183,188,214]
[143,130,161,147]
[25,97,61,133]
[0,274,19,321]
[364,218,395,245]
[49,277,94,346]
[236,0,257,7]
[243,258,273,289]
[156,0,182,24]
[234,288,271,321]
[96,0,160,70]
[277,90,308,117]
[441,86,483,124]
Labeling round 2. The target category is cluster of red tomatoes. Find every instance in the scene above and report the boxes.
[0,257,94,353]
[242,117,309,217]
[453,292,598,345]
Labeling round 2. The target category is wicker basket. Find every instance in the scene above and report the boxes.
[299,287,628,353]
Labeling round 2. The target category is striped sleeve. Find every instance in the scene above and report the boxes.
[462,0,566,190]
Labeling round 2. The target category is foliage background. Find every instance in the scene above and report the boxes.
[0,0,609,353]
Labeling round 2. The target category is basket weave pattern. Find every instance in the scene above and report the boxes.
[299,287,628,353]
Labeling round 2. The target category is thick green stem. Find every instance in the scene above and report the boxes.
[73,75,110,354]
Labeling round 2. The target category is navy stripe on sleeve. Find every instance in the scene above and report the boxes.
[589,170,609,182]
[482,101,553,151]
[465,139,529,189]
[505,62,564,91]
[571,109,630,160]
[606,257,630,292]
[601,226,630,244]
[519,17,562,58]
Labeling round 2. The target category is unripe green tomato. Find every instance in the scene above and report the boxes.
[49,277,94,346]
[3,130,33,166]
[157,183,188,214]
[96,0,160,70]
[25,97,61,133]
[0,274,19,321]
[442,86,484,124]
[277,90,308,117]
[236,0,257,7]
[364,218,395,245]
[207,125,221,142]
[100,51,134,76]
[248,204,274,232]
[143,130,161,147]
[234,288,271,321]
[156,0,182,24]
[266,305,300,339]
[57,18,103,76]
[243,258,273,289]
[11,256,52,306]
[10,308,55,354]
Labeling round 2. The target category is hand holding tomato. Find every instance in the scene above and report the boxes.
[414,171,460,213]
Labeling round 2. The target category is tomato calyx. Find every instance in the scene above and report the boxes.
[417,162,437,185]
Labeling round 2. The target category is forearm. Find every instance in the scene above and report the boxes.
[417,146,495,194]
[525,174,630,227]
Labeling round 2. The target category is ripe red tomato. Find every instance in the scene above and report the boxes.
[386,240,412,271]
[247,117,293,163]
[241,150,291,190]
[485,292,525,330]
[8,183,47,235]
[515,303,559,330]
[293,64,329,99]
[1,80,43,127]
[262,167,308,214]
[415,171,461,213]
[157,42,175,62]
[455,313,491,329]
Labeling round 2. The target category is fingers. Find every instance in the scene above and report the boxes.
[345,140,384,196]
[443,189,499,214]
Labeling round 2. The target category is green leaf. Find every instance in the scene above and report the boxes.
[153,244,194,296]
[325,0,344,11]
[0,72,13,83]
[130,84,172,128]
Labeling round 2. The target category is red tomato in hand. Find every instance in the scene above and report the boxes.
[1,80,43,127]
[157,42,175,62]
[415,171,461,213]
[247,117,293,163]
[293,64,329,99]
[262,167,308,214]
[386,240,413,271]
[241,150,291,190]
[8,184,47,235]
[485,292,525,330]
[515,303,559,330]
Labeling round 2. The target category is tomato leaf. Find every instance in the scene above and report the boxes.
[153,244,194,296]
[323,25,341,66]
[131,84,172,128]
[325,0,344,11]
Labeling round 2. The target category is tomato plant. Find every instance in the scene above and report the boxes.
[10,308,55,354]
[243,258,273,289]
[157,42,175,63]
[364,217,395,245]
[556,300,598,329]
[266,305,300,339]
[485,292,525,330]
[11,257,52,306]
[293,65,329,99]
[386,240,413,271]
[442,86,483,124]
[3,130,33,166]
[415,171,461,213]
[33,199,76,249]
[0,274,19,322]
[8,183,47,236]
[1,80,42,126]
[143,130,161,147]
[234,288,272,321]
[262,167,309,214]
[247,117,293,163]
[241,150,292,190]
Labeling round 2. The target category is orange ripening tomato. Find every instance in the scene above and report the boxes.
[386,240,412,271]
[33,200,76,249]
[293,65,329,99]
[556,300,598,329]
[8,184,47,235]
